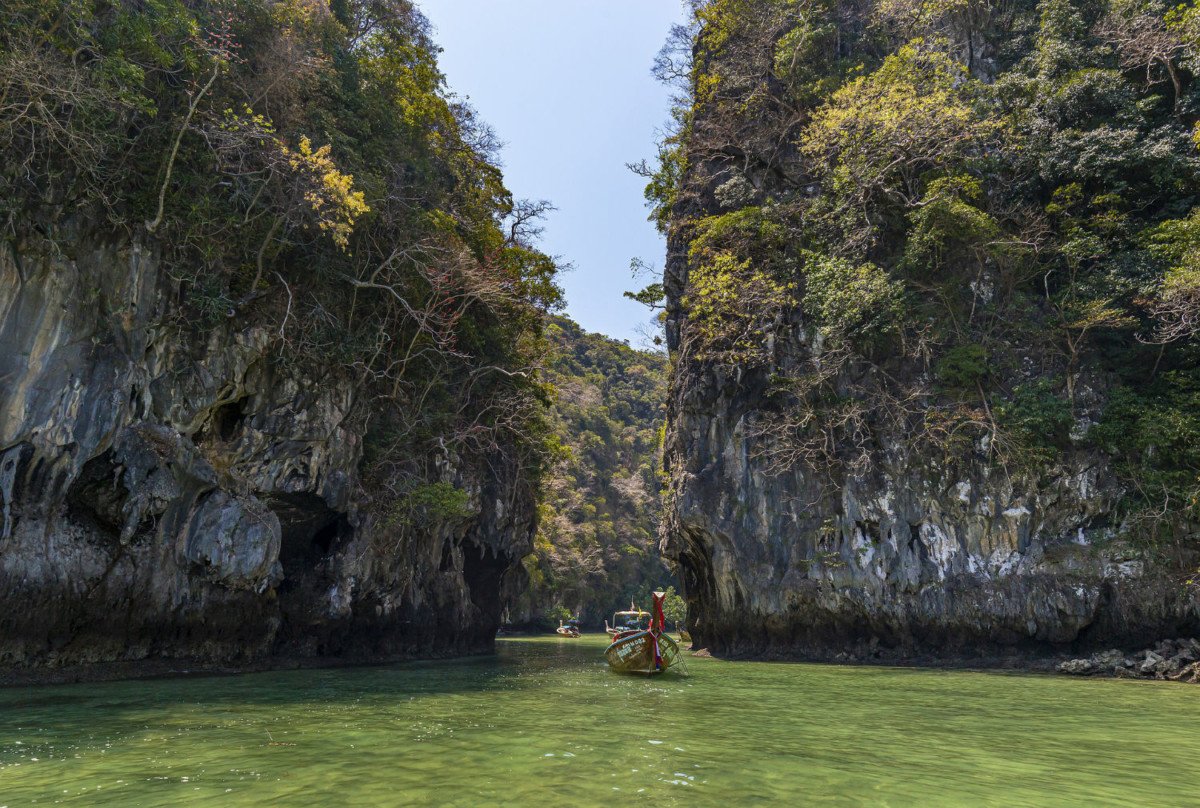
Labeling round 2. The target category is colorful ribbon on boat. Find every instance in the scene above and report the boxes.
[651,591,667,669]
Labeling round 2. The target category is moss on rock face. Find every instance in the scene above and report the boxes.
[654,0,1200,657]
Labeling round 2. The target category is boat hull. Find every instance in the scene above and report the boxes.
[604,631,680,674]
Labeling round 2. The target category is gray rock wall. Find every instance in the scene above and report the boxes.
[662,369,1197,658]
[0,234,534,669]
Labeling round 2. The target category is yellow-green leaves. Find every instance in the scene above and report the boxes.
[282,135,369,249]
[801,40,997,223]
[684,207,797,365]
[687,253,796,365]
[875,0,972,29]
[772,5,842,104]
[1143,208,1200,343]
[904,175,1003,274]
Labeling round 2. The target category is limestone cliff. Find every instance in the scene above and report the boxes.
[659,0,1200,659]
[0,236,533,668]
[0,0,557,673]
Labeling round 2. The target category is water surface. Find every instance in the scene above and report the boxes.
[1,635,1196,806]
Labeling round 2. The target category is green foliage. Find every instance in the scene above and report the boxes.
[903,176,1004,275]
[688,253,796,364]
[773,2,848,105]
[542,605,575,629]
[2,0,563,556]
[801,39,999,247]
[379,481,476,531]
[994,381,1075,464]
[656,0,1200,560]
[1090,374,1200,548]
[935,344,989,390]
[641,140,688,235]
[801,252,906,344]
[514,319,672,625]
[685,207,798,364]
[400,482,475,523]
[1146,208,1200,270]
[624,283,666,309]
[658,585,687,625]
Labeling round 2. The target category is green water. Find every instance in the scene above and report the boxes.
[1,635,1197,807]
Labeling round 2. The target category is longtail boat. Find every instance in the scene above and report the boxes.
[555,619,581,638]
[603,591,680,675]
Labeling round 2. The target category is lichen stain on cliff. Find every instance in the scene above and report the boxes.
[0,239,533,669]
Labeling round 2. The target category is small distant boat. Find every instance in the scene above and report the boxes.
[604,591,680,675]
[556,619,581,638]
[605,601,650,637]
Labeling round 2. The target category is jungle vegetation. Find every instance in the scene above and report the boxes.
[513,318,672,627]
[646,0,1200,563]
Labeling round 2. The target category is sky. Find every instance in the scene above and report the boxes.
[417,0,688,345]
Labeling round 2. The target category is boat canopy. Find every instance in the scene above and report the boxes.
[611,610,651,630]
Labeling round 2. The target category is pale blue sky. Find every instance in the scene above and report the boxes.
[417,0,687,345]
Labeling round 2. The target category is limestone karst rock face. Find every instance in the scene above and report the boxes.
[0,237,534,669]
[662,369,1196,657]
[658,4,1200,660]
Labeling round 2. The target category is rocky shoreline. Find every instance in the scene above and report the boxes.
[686,639,1200,684]
[1057,638,1200,684]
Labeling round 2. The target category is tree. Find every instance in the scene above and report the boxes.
[511,319,672,626]
[659,585,687,625]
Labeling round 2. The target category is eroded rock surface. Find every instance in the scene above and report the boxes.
[662,398,1198,658]
[0,238,534,669]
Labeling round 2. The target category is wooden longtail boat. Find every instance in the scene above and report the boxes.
[603,591,680,674]
[555,620,581,638]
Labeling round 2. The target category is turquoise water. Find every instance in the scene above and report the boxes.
[0,634,1197,806]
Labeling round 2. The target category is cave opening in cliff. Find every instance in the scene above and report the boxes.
[270,493,351,581]
[907,523,929,565]
[462,543,506,619]
[200,397,251,445]
[65,450,130,543]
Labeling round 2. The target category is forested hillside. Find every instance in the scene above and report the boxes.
[512,318,671,627]
[653,0,1200,657]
